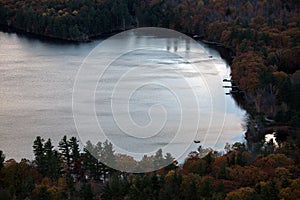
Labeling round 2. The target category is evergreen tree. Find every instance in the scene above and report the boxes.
[101,140,116,178]
[33,136,46,174]
[69,137,82,180]
[101,174,129,200]
[70,137,80,161]
[59,135,71,172]
[164,153,178,171]
[154,149,164,169]
[101,140,115,167]
[0,150,5,170]
[44,139,62,179]
[83,141,102,180]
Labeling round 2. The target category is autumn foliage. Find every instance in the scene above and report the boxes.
[1,138,300,199]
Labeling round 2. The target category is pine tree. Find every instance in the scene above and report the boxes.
[154,149,164,169]
[101,140,115,167]
[0,150,5,170]
[83,141,101,180]
[69,137,82,181]
[70,137,80,161]
[58,135,71,172]
[33,136,46,174]
[101,140,116,178]
[164,153,177,171]
[44,139,62,179]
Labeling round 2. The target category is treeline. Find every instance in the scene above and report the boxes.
[0,135,176,199]
[1,135,300,199]
[0,0,134,41]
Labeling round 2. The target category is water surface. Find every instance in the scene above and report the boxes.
[0,30,245,161]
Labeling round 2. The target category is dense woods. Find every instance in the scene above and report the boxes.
[1,135,300,199]
[0,0,300,199]
[0,0,133,40]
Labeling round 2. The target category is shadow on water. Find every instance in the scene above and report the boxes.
[0,24,120,46]
[0,25,83,45]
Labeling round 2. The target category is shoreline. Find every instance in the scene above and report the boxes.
[0,24,235,64]
[0,24,128,43]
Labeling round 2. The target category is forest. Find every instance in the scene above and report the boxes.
[0,135,300,199]
[0,0,300,199]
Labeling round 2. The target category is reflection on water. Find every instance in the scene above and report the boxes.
[0,30,245,161]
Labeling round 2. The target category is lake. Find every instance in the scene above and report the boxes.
[0,28,246,162]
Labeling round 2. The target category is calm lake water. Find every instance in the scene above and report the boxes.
[0,29,246,161]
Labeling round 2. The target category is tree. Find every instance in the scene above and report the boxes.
[182,154,201,174]
[43,139,62,179]
[255,180,280,200]
[82,141,103,180]
[227,165,266,187]
[154,149,164,169]
[232,142,246,152]
[0,189,11,200]
[59,135,71,172]
[69,137,82,180]
[278,47,300,74]
[101,140,116,178]
[32,177,67,200]
[127,174,163,199]
[101,174,129,200]
[33,136,46,174]
[80,183,95,200]
[0,150,5,170]
[33,136,62,179]
[218,163,228,179]
[114,154,138,173]
[163,153,178,172]
[226,187,258,200]
[200,177,213,199]
[0,159,38,199]
[279,178,300,200]
[101,140,115,166]
[69,24,81,40]
[162,171,182,200]
[278,76,292,104]
[203,152,214,174]
[32,185,52,200]
[180,174,201,200]
[69,137,80,161]
[224,143,231,153]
